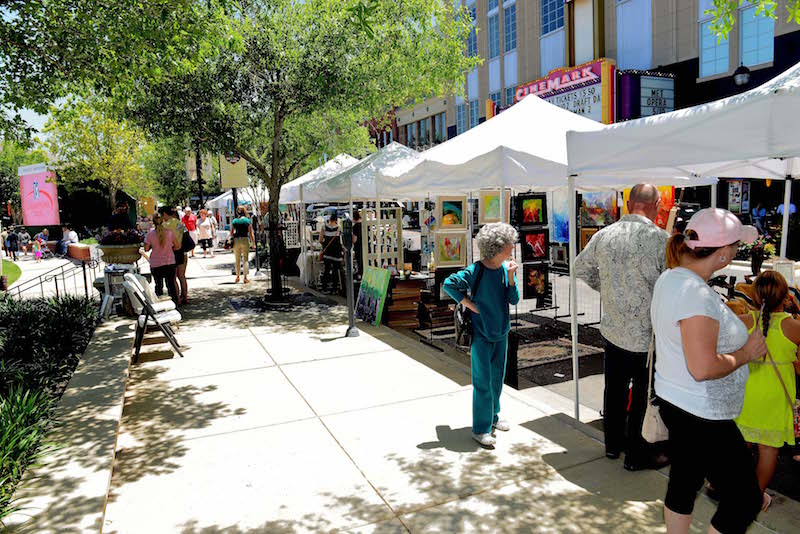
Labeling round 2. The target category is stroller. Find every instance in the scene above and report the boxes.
[39,239,57,260]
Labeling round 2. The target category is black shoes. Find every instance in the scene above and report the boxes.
[623,454,670,472]
[605,450,621,460]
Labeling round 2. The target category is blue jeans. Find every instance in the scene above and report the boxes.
[470,334,508,434]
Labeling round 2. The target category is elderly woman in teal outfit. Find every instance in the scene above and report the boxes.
[444,222,520,447]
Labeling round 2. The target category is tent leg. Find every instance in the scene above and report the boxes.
[781,176,792,259]
[568,177,580,421]
[710,183,718,209]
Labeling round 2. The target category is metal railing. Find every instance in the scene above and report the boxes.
[5,259,103,301]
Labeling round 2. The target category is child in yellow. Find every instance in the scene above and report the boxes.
[736,270,800,510]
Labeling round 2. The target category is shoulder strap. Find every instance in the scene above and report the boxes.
[471,262,486,298]
[646,333,656,400]
[756,312,795,408]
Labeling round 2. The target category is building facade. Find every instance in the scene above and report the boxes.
[392,0,800,150]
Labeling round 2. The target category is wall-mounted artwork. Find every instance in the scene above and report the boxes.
[580,227,599,251]
[552,245,568,266]
[621,186,675,229]
[435,231,468,268]
[581,192,617,227]
[523,264,549,306]
[438,196,467,229]
[551,189,571,243]
[516,193,547,226]
[479,190,511,224]
[520,229,549,263]
[355,266,391,326]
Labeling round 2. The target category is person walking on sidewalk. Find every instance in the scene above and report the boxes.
[319,211,344,294]
[652,208,767,534]
[197,209,216,258]
[160,206,190,305]
[232,206,255,284]
[573,183,669,471]
[144,214,181,304]
[18,228,30,256]
[182,207,198,258]
[734,270,800,510]
[5,227,18,261]
[444,223,519,447]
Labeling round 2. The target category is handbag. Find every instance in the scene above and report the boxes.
[181,230,196,253]
[642,334,669,443]
[454,262,485,346]
[757,311,800,438]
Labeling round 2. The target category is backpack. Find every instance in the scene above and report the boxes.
[454,262,486,346]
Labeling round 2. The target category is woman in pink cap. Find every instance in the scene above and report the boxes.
[650,208,767,534]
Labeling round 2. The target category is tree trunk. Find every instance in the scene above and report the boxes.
[267,181,285,301]
[109,185,117,211]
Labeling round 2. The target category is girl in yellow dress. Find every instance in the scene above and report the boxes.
[736,270,800,510]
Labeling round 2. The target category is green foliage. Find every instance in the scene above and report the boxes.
[706,0,800,40]
[0,142,48,219]
[0,0,230,142]
[142,137,195,208]
[0,262,21,287]
[44,98,154,208]
[0,387,53,527]
[78,238,97,245]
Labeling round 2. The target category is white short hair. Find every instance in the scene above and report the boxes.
[476,222,518,260]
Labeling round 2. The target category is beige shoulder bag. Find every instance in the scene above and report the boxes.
[642,333,669,443]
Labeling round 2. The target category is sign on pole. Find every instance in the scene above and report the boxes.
[18,163,60,226]
[220,153,248,189]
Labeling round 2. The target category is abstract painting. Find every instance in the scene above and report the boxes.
[580,192,617,227]
[551,189,570,243]
[520,229,549,263]
[552,245,568,266]
[355,266,391,326]
[621,186,675,229]
[438,196,467,229]
[523,264,549,306]
[516,193,547,226]
[435,231,467,268]
[580,227,599,251]
[479,190,511,224]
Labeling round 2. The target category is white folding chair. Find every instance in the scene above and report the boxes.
[123,280,185,363]
[123,273,176,314]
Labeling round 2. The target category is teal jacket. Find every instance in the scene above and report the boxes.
[444,262,520,342]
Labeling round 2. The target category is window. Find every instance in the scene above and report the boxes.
[488,14,500,59]
[504,4,517,52]
[419,117,431,147]
[457,103,466,135]
[699,19,729,77]
[489,91,501,109]
[541,0,564,36]
[467,6,478,57]
[740,5,774,67]
[469,99,479,129]
[433,112,447,144]
[505,86,516,106]
[406,123,417,148]
[616,0,652,70]
[488,0,498,12]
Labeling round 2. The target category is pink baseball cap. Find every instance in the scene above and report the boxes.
[685,208,758,249]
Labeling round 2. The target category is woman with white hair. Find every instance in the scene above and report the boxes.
[444,222,520,447]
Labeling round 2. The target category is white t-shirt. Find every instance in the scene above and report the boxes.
[68,230,79,244]
[651,267,750,420]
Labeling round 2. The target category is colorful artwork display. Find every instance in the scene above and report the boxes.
[355,266,391,326]
[551,189,570,243]
[516,193,547,226]
[523,264,549,305]
[580,227,599,250]
[552,245,568,266]
[438,196,467,229]
[580,192,617,227]
[435,231,468,268]
[622,186,675,229]
[521,229,549,263]
[479,190,510,224]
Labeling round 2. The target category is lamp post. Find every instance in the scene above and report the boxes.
[733,64,751,87]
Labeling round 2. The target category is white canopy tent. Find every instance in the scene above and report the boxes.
[568,60,800,258]
[279,154,359,204]
[376,93,716,420]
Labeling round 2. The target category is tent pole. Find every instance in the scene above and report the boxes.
[710,182,718,209]
[500,186,506,224]
[568,176,580,421]
[300,186,307,288]
[781,176,792,259]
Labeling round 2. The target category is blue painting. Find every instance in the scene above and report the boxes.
[552,189,570,244]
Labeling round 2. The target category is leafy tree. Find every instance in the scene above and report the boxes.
[0,0,228,142]
[44,98,153,209]
[126,0,479,299]
[0,142,48,222]
[143,137,224,208]
[707,0,800,40]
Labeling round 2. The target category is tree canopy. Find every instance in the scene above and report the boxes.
[0,142,48,221]
[707,0,800,40]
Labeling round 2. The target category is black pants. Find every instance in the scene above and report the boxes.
[603,338,649,461]
[152,264,179,304]
[659,400,762,534]
[322,258,343,293]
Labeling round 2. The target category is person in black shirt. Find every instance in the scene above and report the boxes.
[108,201,134,231]
[6,227,19,261]
[352,210,363,279]
[319,211,344,294]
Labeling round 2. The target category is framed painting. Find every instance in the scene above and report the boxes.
[355,266,392,326]
[520,228,549,263]
[622,186,675,229]
[551,244,568,266]
[523,264,549,305]
[438,196,467,230]
[434,231,468,268]
[580,192,617,227]
[580,227,599,250]
[551,189,571,243]
[516,193,547,227]
[479,190,511,224]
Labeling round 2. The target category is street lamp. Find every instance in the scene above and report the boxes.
[734,64,751,87]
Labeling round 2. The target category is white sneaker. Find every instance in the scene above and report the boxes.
[493,418,511,432]
[472,432,496,446]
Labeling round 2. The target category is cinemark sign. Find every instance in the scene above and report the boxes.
[515,61,602,102]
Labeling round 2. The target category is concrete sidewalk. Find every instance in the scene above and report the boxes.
[101,253,796,533]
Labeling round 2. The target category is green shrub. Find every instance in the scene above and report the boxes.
[0,387,53,527]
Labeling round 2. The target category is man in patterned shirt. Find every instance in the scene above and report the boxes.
[574,183,669,471]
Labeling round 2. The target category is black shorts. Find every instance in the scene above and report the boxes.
[199,238,213,250]
[174,250,186,265]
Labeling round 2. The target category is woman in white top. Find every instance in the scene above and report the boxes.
[197,209,216,258]
[651,208,766,534]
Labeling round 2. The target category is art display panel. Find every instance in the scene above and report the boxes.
[434,231,468,268]
[438,196,467,230]
[580,192,617,227]
[479,190,511,224]
[523,264,549,306]
[520,229,549,263]
[516,193,547,227]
